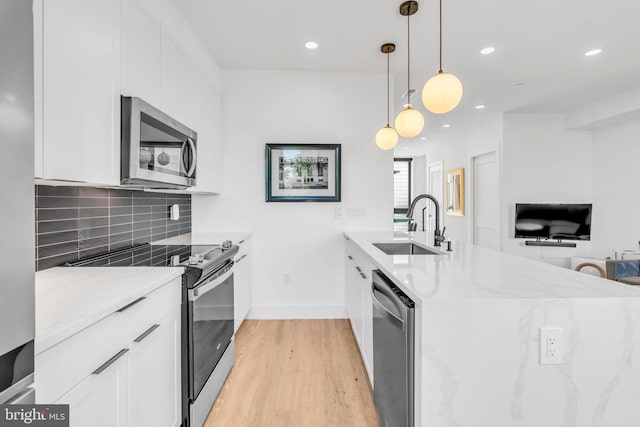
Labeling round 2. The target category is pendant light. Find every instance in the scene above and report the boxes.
[421,0,463,114]
[376,43,399,150]
[395,1,424,139]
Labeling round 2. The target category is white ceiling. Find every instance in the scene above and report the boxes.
[175,0,640,151]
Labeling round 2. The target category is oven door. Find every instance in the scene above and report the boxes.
[187,263,234,400]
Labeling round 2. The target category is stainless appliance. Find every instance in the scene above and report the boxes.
[372,270,415,427]
[65,243,238,427]
[0,0,36,405]
[121,96,197,189]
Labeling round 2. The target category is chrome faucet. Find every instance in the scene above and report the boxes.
[406,194,446,246]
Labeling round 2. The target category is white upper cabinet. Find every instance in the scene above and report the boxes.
[120,0,161,107]
[187,61,222,194]
[34,0,222,191]
[160,30,188,124]
[35,0,121,185]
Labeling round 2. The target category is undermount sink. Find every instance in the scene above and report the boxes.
[373,242,443,255]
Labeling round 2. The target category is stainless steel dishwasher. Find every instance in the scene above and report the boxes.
[372,270,415,427]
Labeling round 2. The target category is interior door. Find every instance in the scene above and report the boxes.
[472,151,499,249]
[426,161,444,238]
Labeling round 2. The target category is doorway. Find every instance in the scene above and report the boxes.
[426,161,444,238]
[471,151,500,249]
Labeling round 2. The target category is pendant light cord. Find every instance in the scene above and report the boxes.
[407,11,411,106]
[439,0,443,73]
[386,52,391,126]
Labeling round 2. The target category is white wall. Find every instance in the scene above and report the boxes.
[590,116,640,257]
[193,69,393,319]
[502,113,592,265]
[402,113,503,242]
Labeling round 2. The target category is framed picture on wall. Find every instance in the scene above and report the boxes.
[446,168,465,216]
[265,143,341,202]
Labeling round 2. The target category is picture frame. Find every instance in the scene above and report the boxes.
[265,143,341,202]
[446,168,465,216]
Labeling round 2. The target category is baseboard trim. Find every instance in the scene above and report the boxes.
[247,304,347,319]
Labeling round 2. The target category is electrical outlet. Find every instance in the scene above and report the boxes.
[539,327,563,365]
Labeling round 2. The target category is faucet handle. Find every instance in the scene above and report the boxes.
[441,226,446,236]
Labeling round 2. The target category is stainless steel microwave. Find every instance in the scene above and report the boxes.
[121,96,197,188]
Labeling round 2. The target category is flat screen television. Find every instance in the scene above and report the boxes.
[514,203,592,241]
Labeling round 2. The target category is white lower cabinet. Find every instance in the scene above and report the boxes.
[36,278,181,427]
[234,237,252,332]
[129,307,181,427]
[57,350,130,427]
[344,237,374,385]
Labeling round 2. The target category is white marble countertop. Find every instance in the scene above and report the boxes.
[347,231,640,425]
[151,231,252,246]
[35,266,184,354]
[345,231,640,302]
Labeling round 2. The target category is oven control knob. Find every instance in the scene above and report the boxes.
[222,240,232,249]
[188,256,199,265]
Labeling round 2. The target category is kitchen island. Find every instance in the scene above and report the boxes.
[345,231,640,427]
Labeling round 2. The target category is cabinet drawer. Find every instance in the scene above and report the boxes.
[236,237,251,259]
[36,278,181,403]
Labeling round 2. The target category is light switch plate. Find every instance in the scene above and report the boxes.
[170,204,180,221]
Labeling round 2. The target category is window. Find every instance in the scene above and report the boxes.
[394,158,412,214]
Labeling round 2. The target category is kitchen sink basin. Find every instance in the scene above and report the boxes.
[373,242,442,255]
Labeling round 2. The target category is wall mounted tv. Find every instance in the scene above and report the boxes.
[514,203,592,242]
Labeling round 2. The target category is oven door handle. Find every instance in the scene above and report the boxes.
[189,269,233,301]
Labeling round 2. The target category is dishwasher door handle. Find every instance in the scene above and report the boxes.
[371,284,404,327]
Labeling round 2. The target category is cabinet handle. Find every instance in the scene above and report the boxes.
[235,254,247,263]
[355,266,362,272]
[92,349,129,375]
[347,255,353,260]
[238,239,246,244]
[345,236,350,241]
[359,272,367,279]
[134,324,160,343]
[117,296,146,312]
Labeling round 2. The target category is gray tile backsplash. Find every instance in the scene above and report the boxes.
[35,186,191,271]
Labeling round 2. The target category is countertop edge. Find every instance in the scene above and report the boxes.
[35,267,184,354]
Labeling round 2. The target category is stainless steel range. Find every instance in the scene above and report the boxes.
[66,242,239,427]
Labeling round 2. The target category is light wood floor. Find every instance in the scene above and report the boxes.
[203,319,379,427]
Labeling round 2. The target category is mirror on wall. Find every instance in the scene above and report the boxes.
[446,168,464,216]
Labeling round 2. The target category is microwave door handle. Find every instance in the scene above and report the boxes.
[185,138,197,178]
[180,140,188,175]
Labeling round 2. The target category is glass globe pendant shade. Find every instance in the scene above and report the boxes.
[395,106,424,138]
[375,125,399,150]
[422,71,463,114]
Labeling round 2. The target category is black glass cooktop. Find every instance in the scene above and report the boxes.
[65,243,238,288]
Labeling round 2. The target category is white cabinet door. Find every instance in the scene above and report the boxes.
[129,307,181,427]
[57,349,130,427]
[120,0,161,106]
[359,258,375,385]
[186,61,222,194]
[160,30,187,123]
[345,252,364,347]
[234,239,252,332]
[39,0,121,185]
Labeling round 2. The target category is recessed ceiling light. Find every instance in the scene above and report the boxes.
[403,147,409,150]
[584,48,602,57]
[442,123,451,128]
[480,47,495,55]
[420,137,427,140]
[475,104,486,110]
[305,41,318,50]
